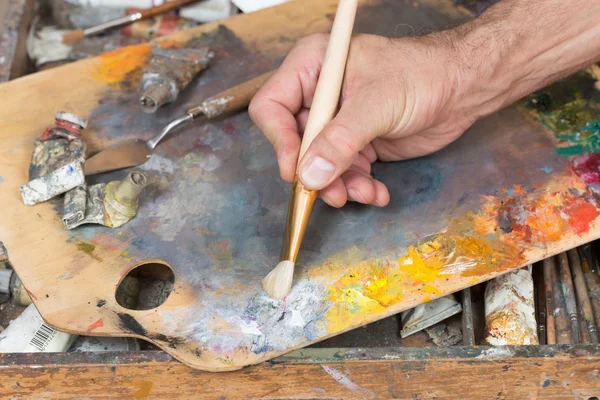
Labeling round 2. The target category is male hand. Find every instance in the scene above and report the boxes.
[249,33,474,207]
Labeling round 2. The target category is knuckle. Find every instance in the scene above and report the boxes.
[248,97,265,123]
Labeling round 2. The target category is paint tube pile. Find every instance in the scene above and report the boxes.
[20,112,148,229]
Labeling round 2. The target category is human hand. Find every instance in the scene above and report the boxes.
[250,33,475,208]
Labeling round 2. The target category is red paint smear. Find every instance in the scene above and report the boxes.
[572,153,600,185]
[26,290,38,301]
[566,202,599,235]
[87,319,104,332]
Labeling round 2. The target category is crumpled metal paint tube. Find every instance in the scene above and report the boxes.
[140,46,213,113]
[62,183,107,229]
[20,112,88,206]
[62,172,147,230]
[484,267,539,345]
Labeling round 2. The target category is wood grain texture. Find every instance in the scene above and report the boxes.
[2,0,600,372]
[0,346,599,399]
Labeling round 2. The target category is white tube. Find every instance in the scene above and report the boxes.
[0,269,12,294]
[0,304,77,352]
[484,268,539,345]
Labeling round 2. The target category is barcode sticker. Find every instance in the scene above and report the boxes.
[28,323,58,351]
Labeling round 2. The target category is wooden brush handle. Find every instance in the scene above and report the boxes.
[187,71,275,119]
[140,0,201,19]
[297,0,358,163]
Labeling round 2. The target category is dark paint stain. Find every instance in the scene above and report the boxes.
[541,375,551,388]
[501,364,511,372]
[497,207,513,233]
[117,313,147,336]
[117,312,185,349]
[97,299,107,308]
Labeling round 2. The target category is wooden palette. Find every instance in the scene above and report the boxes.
[2,0,600,371]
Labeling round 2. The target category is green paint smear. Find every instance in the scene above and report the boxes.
[522,71,600,156]
[76,241,102,261]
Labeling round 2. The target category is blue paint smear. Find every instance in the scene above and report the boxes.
[506,188,515,196]
[0,176,4,183]
[540,166,553,174]
[486,234,496,241]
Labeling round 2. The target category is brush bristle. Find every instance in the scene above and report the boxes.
[262,260,295,300]
[62,29,85,45]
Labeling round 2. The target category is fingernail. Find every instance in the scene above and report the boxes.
[347,188,366,204]
[300,157,335,189]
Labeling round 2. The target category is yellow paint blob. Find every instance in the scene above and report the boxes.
[322,227,524,334]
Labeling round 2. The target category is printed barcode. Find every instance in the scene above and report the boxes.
[29,323,57,351]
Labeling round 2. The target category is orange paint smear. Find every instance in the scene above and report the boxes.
[566,201,599,235]
[87,319,104,331]
[93,44,151,84]
[475,176,600,244]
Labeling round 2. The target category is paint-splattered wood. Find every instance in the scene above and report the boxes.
[1,0,600,371]
[0,346,599,398]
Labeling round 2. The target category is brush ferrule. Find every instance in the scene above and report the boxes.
[280,178,317,263]
[83,12,143,36]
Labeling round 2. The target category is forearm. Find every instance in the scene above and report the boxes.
[450,0,600,119]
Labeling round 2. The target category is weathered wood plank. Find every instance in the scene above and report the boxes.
[1,346,599,399]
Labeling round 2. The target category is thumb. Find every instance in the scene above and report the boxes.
[297,100,382,190]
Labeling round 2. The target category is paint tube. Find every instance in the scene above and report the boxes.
[20,112,87,206]
[62,173,146,229]
[104,171,148,228]
[0,304,77,352]
[121,11,197,38]
[0,241,8,265]
[11,275,33,306]
[69,336,140,352]
[484,267,539,345]
[400,295,462,338]
[140,46,213,113]
[0,269,13,294]
[0,244,11,304]
[0,269,12,304]
[62,183,106,229]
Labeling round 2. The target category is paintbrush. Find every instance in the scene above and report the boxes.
[579,245,600,334]
[534,262,547,345]
[552,257,573,344]
[543,257,556,344]
[261,0,359,300]
[84,71,274,176]
[558,252,581,344]
[568,248,599,343]
[62,0,201,44]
